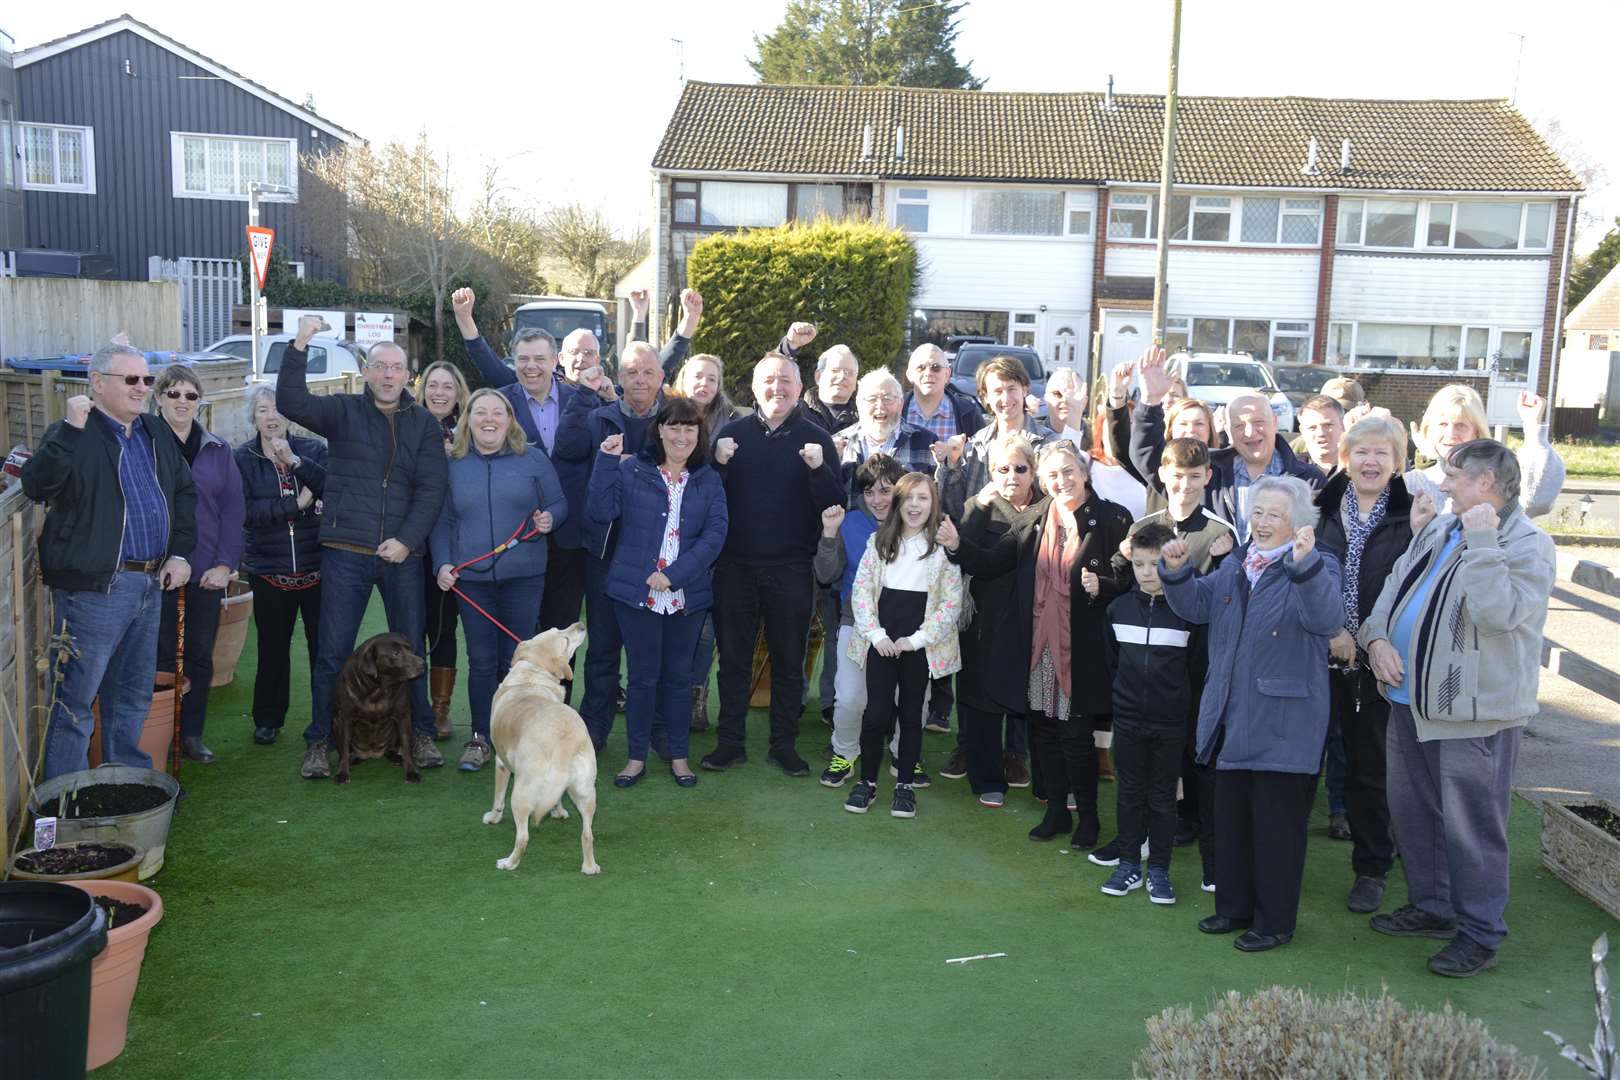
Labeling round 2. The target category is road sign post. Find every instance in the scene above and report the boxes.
[246,183,291,380]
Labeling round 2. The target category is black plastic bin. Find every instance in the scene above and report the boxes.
[0,881,108,1080]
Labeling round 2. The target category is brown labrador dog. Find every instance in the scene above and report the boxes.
[333,632,427,785]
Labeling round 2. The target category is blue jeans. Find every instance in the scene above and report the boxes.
[456,575,545,740]
[581,555,638,751]
[45,573,163,780]
[304,548,434,745]
[615,602,705,762]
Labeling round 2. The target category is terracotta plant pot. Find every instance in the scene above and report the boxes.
[9,842,142,883]
[65,879,164,1070]
[89,672,188,769]
[210,576,255,687]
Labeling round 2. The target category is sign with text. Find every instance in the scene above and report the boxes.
[280,309,347,337]
[354,312,395,347]
[246,226,275,290]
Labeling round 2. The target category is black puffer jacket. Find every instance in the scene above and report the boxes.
[23,411,198,592]
[1313,471,1414,634]
[235,435,328,577]
[275,344,447,554]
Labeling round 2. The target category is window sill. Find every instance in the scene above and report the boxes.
[1105,237,1321,250]
[172,190,297,203]
[1336,245,1551,256]
[20,182,95,195]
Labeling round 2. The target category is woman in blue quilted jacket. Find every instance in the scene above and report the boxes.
[588,396,728,789]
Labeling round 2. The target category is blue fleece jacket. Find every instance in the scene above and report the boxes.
[430,446,568,583]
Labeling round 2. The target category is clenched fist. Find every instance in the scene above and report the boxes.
[1161,538,1190,570]
[821,504,846,537]
[451,287,476,317]
[1460,502,1499,533]
[799,443,824,470]
[787,321,817,350]
[936,516,959,551]
[1209,531,1235,558]
[599,433,624,458]
[64,395,92,429]
[714,437,737,465]
[1080,567,1100,598]
[1409,490,1437,534]
[1291,526,1316,563]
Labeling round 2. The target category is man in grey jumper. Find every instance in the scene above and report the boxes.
[1359,439,1555,978]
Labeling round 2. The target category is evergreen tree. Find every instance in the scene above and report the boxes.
[750,0,983,90]
[1567,217,1619,313]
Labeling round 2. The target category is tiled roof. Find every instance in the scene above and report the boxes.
[1566,262,1620,331]
[653,82,1581,193]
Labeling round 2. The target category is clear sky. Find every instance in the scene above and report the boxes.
[7,0,1616,252]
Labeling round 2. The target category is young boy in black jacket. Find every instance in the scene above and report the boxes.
[1099,523,1199,905]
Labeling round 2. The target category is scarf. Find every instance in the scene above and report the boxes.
[1243,540,1292,586]
[1029,499,1079,698]
[1340,484,1390,634]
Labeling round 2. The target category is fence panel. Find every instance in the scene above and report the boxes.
[0,278,182,360]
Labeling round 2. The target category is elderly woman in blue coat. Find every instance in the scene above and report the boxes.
[1160,474,1342,953]
[433,389,568,772]
[589,396,728,789]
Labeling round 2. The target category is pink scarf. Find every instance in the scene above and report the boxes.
[1030,499,1079,698]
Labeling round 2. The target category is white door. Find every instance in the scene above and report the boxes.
[1100,310,1150,374]
[1042,311,1087,372]
[1484,328,1538,426]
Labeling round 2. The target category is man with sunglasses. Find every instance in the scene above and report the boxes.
[901,344,984,450]
[24,342,197,779]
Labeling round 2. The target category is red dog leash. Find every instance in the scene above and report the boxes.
[445,516,544,645]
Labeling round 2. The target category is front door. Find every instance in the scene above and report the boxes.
[1484,328,1538,426]
[1042,311,1087,371]
[1100,310,1150,375]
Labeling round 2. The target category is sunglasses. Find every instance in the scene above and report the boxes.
[164,390,201,401]
[914,362,947,373]
[103,374,156,387]
[993,464,1030,475]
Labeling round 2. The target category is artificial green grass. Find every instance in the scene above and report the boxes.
[96,600,1616,1079]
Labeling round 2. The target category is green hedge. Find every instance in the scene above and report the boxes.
[686,221,916,406]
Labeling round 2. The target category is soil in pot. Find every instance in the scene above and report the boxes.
[94,898,149,929]
[1569,803,1620,840]
[38,783,168,818]
[15,843,138,876]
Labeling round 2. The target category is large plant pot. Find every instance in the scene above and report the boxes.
[1540,796,1620,921]
[0,882,107,1080]
[89,673,188,771]
[64,880,163,1070]
[747,617,825,709]
[34,766,182,881]
[210,576,254,687]
[9,842,142,884]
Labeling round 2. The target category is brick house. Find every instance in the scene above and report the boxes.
[649,81,1581,426]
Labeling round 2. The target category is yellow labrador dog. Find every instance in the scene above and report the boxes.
[482,623,600,875]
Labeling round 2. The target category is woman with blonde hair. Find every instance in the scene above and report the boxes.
[1405,384,1563,518]
[431,388,568,771]
[673,353,744,445]
[417,359,472,737]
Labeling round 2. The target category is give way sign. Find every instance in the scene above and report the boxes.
[246,226,275,290]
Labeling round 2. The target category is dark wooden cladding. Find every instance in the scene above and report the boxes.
[18,28,346,282]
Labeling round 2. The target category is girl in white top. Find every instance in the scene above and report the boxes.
[845,472,963,819]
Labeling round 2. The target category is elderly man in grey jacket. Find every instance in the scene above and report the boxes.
[1359,439,1556,979]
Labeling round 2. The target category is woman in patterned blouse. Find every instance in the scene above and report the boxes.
[588,397,729,789]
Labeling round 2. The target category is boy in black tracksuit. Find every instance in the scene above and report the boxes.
[1099,523,1199,905]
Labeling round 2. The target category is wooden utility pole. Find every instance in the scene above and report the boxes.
[1150,0,1183,346]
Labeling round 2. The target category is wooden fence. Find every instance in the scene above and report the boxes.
[0,482,49,862]
[0,278,182,361]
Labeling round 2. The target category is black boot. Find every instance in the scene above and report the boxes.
[1028,809,1073,841]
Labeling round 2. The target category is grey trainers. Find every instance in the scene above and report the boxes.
[458,737,492,772]
[1347,875,1386,913]
[412,733,445,769]
[300,740,330,779]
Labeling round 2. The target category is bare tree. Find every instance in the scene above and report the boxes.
[468,164,550,296]
[539,203,649,298]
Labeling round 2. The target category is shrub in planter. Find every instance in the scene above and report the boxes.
[686,220,917,406]
[1135,985,1540,1079]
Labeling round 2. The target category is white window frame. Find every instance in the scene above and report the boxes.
[1331,317,1542,375]
[18,123,96,194]
[1337,198,1553,254]
[1064,191,1093,237]
[1189,195,1233,243]
[894,187,930,233]
[1107,189,1320,247]
[1167,315,1314,363]
[287,261,306,280]
[170,132,298,202]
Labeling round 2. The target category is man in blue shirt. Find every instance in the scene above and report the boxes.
[23,342,196,779]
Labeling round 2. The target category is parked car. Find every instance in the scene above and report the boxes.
[1267,360,1348,415]
[207,333,366,385]
[1170,352,1297,431]
[943,334,998,360]
[949,343,1050,419]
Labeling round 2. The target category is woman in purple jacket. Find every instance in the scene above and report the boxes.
[153,364,246,763]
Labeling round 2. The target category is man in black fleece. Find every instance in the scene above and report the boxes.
[701,353,845,776]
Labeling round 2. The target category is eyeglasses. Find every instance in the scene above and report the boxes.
[164,390,201,401]
[993,464,1030,475]
[913,363,946,374]
[102,374,156,387]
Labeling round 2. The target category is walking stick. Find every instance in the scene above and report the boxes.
[169,585,184,779]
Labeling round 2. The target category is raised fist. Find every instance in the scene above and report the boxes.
[295,314,325,347]
[1291,525,1316,563]
[451,287,475,317]
[1409,490,1437,534]
[787,321,817,350]
[628,289,650,319]
[1209,531,1235,558]
[714,437,737,465]
[821,504,846,537]
[799,442,824,470]
[599,433,624,458]
[945,434,967,466]
[1460,502,1499,533]
[64,395,91,429]
[1161,537,1190,569]
[1517,391,1546,430]
[681,289,704,320]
